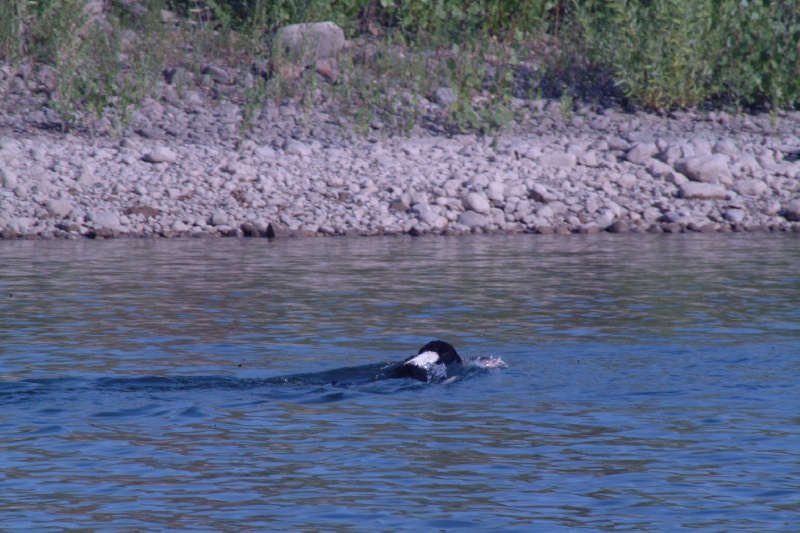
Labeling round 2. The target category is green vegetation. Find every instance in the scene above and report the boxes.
[1,0,799,133]
[1,0,171,131]
[574,0,800,111]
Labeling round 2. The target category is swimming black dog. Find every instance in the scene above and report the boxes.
[388,340,506,383]
[272,340,506,387]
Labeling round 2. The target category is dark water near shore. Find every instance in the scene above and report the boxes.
[1,234,799,531]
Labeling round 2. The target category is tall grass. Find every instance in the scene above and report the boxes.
[0,0,170,131]
[713,0,800,110]
[573,0,800,111]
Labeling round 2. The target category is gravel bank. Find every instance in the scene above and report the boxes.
[1,63,800,239]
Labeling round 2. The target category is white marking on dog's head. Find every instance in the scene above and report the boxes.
[407,350,439,368]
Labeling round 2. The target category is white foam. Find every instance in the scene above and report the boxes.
[427,363,447,382]
[468,356,508,369]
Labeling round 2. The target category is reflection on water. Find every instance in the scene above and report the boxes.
[1,234,799,530]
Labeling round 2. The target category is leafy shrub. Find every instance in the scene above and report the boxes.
[712,0,800,109]
[374,0,549,40]
[573,0,800,111]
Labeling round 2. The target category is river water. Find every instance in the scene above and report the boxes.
[1,234,798,531]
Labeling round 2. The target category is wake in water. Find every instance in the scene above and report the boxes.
[0,341,507,404]
[274,339,507,387]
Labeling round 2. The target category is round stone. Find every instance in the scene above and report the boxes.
[462,192,491,214]
[458,211,489,227]
[143,146,177,164]
[46,199,73,218]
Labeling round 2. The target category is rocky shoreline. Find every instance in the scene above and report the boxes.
[2,61,800,240]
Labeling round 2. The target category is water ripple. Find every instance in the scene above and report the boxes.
[1,234,799,530]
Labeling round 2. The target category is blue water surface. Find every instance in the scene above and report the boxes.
[1,234,799,531]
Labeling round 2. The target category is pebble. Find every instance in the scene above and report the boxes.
[458,211,489,227]
[255,145,277,159]
[0,137,22,151]
[172,220,190,232]
[284,139,312,157]
[211,212,229,226]
[592,209,616,229]
[0,56,799,239]
[46,199,72,217]
[1,168,17,188]
[530,184,559,203]
[88,211,122,229]
[538,152,577,168]
[77,168,100,187]
[724,208,746,224]
[577,151,599,167]
[713,139,738,156]
[785,200,800,222]
[679,182,727,200]
[143,146,177,164]
[462,192,491,214]
[733,179,768,196]
[625,142,658,164]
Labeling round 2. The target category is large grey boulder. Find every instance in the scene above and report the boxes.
[275,22,345,66]
[273,22,346,83]
[674,154,733,186]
